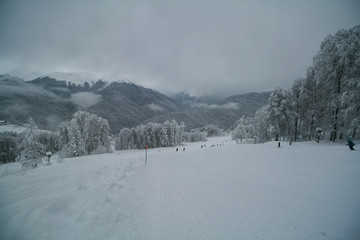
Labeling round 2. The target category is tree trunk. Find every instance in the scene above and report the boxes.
[309,114,314,141]
[294,117,298,142]
[353,127,357,139]
[331,106,339,142]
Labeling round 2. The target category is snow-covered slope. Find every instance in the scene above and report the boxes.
[1,137,359,240]
[6,67,43,81]
[5,68,130,87]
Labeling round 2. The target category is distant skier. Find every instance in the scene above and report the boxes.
[183,147,185,151]
[278,142,281,148]
[176,148,178,152]
[346,138,355,150]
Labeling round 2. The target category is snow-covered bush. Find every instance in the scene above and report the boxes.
[59,110,112,157]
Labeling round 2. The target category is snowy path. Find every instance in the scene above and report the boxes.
[1,136,360,239]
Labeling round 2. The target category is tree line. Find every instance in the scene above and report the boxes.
[115,120,185,150]
[114,121,221,150]
[0,111,111,167]
[232,25,360,143]
[0,111,222,166]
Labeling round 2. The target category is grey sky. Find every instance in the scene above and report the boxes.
[0,0,359,96]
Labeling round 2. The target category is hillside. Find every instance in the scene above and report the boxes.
[0,75,77,130]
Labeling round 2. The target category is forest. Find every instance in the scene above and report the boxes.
[232,26,360,143]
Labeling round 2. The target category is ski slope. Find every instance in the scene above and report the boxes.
[0,136,359,240]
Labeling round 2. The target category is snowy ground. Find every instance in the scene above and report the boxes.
[1,136,360,240]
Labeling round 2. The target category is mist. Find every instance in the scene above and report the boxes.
[0,0,359,96]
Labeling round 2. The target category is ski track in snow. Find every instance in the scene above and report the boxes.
[1,136,360,240]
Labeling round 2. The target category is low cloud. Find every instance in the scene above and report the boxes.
[193,102,239,110]
[0,77,59,99]
[147,103,165,112]
[71,92,102,108]
[0,103,29,117]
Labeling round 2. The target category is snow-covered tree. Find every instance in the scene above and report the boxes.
[115,120,185,150]
[267,88,293,141]
[290,79,305,141]
[115,128,132,150]
[182,131,207,143]
[59,110,111,157]
[340,77,360,138]
[192,124,223,137]
[309,26,360,141]
[0,131,20,164]
[254,105,270,143]
[234,26,359,143]
[38,131,60,153]
[232,116,256,143]
[17,118,45,168]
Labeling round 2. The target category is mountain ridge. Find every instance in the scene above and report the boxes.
[0,74,271,134]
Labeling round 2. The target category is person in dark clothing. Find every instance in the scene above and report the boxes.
[346,138,355,150]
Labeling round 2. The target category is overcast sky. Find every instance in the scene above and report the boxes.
[0,0,359,96]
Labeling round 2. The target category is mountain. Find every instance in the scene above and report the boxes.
[0,75,185,133]
[87,81,184,134]
[145,92,271,131]
[7,67,43,81]
[218,91,272,116]
[0,75,76,130]
[40,72,99,86]
[0,74,271,134]
[6,68,101,87]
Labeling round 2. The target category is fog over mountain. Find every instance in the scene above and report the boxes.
[0,74,270,133]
